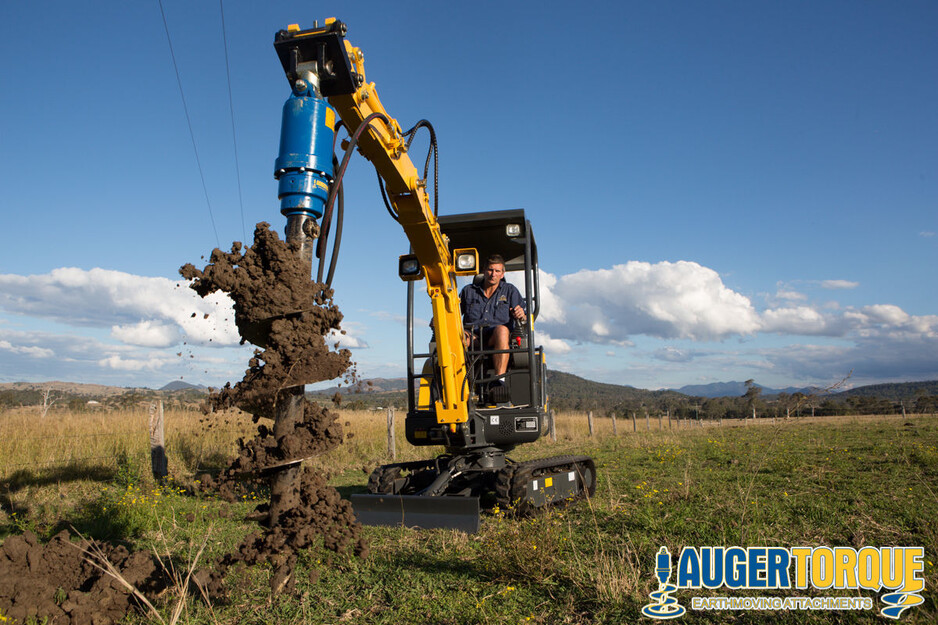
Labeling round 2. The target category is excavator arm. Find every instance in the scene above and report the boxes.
[272,19,468,426]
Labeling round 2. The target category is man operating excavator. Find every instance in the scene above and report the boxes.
[461,254,527,386]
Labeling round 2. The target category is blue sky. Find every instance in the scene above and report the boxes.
[1,1,936,391]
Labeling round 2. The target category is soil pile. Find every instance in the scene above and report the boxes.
[181,222,366,594]
[0,530,165,625]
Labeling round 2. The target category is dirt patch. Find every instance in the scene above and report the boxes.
[0,530,165,625]
[181,222,366,593]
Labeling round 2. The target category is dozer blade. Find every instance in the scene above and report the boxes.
[350,494,481,533]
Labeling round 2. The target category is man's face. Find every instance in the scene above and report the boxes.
[484,262,505,287]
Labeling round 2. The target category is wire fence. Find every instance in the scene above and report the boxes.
[2,404,934,480]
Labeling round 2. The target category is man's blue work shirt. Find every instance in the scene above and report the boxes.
[460,279,525,329]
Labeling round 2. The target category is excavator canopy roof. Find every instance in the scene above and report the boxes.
[437,209,535,273]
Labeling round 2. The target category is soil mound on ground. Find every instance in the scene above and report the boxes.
[0,530,165,625]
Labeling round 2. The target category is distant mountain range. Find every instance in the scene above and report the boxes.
[673,381,817,398]
[309,376,829,400]
[159,380,208,392]
[4,375,936,412]
[305,371,938,413]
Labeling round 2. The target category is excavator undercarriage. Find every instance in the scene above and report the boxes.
[354,453,596,532]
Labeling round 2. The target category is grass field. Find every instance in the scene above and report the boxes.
[1,405,936,624]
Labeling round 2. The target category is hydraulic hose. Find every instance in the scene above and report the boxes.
[325,182,343,286]
[316,112,390,284]
[403,120,439,217]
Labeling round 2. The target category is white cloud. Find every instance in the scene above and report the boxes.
[760,306,835,336]
[819,279,859,290]
[0,268,239,346]
[532,270,565,324]
[111,320,182,347]
[775,289,807,301]
[920,231,935,238]
[0,327,250,386]
[537,261,760,343]
[762,333,938,385]
[653,347,695,363]
[0,339,54,358]
[98,353,178,372]
[3,261,936,389]
[536,331,572,355]
[856,304,911,326]
[327,328,368,349]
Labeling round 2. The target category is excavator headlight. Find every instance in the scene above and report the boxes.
[506,223,523,238]
[453,249,478,276]
[398,255,423,281]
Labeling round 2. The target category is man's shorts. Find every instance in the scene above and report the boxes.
[467,324,508,347]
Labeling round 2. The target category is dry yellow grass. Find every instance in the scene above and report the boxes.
[2,403,927,482]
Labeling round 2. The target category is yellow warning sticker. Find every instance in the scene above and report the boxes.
[325,107,336,130]
[545,477,553,488]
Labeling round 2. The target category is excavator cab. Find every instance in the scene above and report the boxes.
[404,209,547,451]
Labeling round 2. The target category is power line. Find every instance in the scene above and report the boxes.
[157,0,221,248]
[219,0,247,244]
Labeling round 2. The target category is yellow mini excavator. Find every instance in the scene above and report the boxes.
[269,18,595,532]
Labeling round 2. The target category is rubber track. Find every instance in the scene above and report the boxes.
[366,458,444,495]
[494,455,595,514]
[366,465,402,494]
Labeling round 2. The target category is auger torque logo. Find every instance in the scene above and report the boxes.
[643,545,925,619]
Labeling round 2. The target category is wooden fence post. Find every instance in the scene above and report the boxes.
[645,410,649,431]
[632,411,637,432]
[658,413,662,430]
[549,409,557,442]
[587,411,594,437]
[149,401,167,482]
[387,407,396,461]
[611,412,618,436]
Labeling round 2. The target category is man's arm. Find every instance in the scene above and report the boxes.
[507,283,526,324]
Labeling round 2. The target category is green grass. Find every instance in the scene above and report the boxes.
[2,411,937,623]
